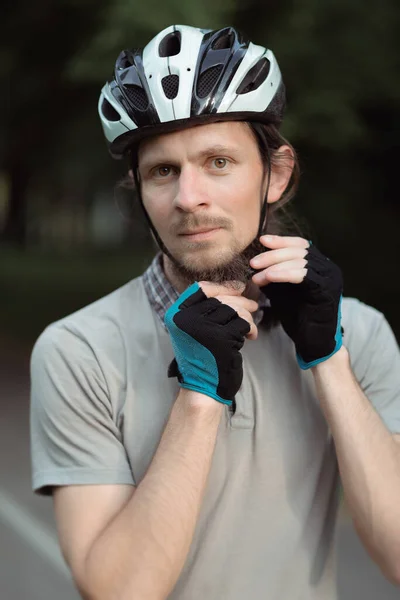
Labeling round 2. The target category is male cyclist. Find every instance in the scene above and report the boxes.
[30,25,400,600]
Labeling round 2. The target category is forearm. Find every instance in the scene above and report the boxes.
[84,389,223,600]
[313,347,400,582]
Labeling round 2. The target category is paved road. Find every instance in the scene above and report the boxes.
[1,338,399,600]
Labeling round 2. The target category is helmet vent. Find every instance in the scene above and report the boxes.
[101,98,121,122]
[116,50,135,70]
[161,74,179,99]
[212,31,234,50]
[197,65,223,98]
[236,58,271,95]
[159,31,181,57]
[124,84,149,111]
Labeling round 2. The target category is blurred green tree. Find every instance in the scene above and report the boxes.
[66,0,238,82]
[2,0,398,246]
[0,0,110,245]
[0,0,237,247]
[232,0,400,322]
[1,0,399,335]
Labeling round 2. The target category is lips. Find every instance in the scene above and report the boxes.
[178,227,223,241]
[180,228,218,235]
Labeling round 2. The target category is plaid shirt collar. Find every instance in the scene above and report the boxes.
[142,253,179,327]
[142,252,268,328]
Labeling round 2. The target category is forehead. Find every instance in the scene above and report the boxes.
[138,121,257,162]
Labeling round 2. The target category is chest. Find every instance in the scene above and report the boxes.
[116,324,331,490]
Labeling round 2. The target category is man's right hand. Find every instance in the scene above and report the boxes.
[165,281,259,406]
[199,281,259,340]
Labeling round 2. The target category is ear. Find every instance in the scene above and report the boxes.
[264,145,295,204]
[128,169,134,181]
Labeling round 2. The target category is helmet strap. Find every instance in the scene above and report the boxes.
[130,152,183,269]
[257,143,271,237]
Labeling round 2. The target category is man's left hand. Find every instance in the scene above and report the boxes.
[250,235,344,369]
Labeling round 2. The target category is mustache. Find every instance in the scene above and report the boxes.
[170,215,232,235]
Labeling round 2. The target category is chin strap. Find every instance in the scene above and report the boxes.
[130,152,182,269]
[257,144,271,237]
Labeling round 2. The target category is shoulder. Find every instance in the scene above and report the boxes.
[341,296,385,340]
[341,298,400,432]
[31,275,153,379]
[341,296,398,377]
[33,276,148,349]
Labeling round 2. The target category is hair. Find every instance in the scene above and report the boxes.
[245,121,304,237]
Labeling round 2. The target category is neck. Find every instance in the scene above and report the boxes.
[162,254,188,294]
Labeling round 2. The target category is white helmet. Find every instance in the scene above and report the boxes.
[98,24,286,159]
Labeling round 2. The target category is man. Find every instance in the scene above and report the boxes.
[30,24,400,600]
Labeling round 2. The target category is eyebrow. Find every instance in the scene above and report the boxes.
[195,144,240,159]
[139,144,240,172]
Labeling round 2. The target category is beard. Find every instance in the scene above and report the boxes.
[169,235,266,288]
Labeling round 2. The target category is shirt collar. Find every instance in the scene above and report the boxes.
[142,252,269,328]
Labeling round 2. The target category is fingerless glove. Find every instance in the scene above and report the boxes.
[264,244,343,369]
[165,282,250,405]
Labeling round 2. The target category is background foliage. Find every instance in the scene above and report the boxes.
[1,0,399,343]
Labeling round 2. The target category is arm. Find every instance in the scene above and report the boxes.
[249,235,400,583]
[312,346,400,585]
[55,389,223,600]
[55,282,258,600]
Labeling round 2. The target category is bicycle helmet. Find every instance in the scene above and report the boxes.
[98,25,287,274]
[98,24,286,159]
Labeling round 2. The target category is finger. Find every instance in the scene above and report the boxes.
[235,308,258,340]
[266,268,307,283]
[215,294,259,314]
[252,260,307,286]
[259,235,310,250]
[200,301,257,340]
[205,302,238,325]
[213,299,257,340]
[267,258,307,274]
[250,247,307,270]
[199,280,246,298]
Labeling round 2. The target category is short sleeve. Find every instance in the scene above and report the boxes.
[343,298,400,434]
[30,324,135,495]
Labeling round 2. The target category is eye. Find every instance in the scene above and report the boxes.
[157,166,171,177]
[212,157,228,169]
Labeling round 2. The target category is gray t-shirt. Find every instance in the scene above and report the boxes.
[30,277,400,600]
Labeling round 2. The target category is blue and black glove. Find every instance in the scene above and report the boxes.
[165,282,250,405]
[263,244,344,369]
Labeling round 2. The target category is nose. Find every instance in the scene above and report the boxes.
[173,165,210,212]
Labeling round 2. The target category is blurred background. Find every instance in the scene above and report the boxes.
[1,0,399,598]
